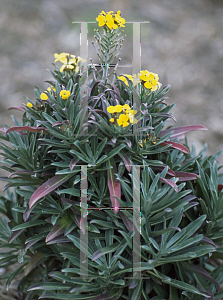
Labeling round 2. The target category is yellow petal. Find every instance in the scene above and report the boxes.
[122,122,129,128]
[114,105,123,113]
[117,119,123,126]
[119,114,128,122]
[144,81,152,89]
[107,106,116,113]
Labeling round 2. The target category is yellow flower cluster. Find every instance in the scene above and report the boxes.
[96,10,125,30]
[140,70,161,92]
[54,53,86,73]
[60,90,70,100]
[40,87,56,101]
[117,70,161,92]
[117,75,134,87]
[107,104,138,128]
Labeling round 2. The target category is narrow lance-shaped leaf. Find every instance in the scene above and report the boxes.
[174,171,199,181]
[151,165,175,177]
[8,106,25,112]
[161,141,189,154]
[160,125,208,138]
[24,252,48,276]
[118,151,132,172]
[107,157,121,215]
[159,177,178,192]
[6,126,48,135]
[181,262,220,293]
[8,170,35,178]
[46,214,72,243]
[69,158,80,171]
[29,174,73,208]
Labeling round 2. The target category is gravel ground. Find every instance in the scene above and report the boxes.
[0,0,223,298]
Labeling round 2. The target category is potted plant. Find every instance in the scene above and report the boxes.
[0,9,223,300]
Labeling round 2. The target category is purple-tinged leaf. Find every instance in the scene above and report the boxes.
[107,158,121,215]
[25,239,42,251]
[160,177,178,192]
[160,125,208,138]
[161,141,189,154]
[129,280,139,289]
[6,126,48,135]
[8,229,25,243]
[183,195,197,202]
[29,174,73,208]
[8,106,25,112]
[23,206,34,222]
[117,152,132,172]
[92,242,120,261]
[92,288,123,300]
[201,236,216,248]
[89,109,109,120]
[174,171,199,181]
[151,165,175,177]
[52,121,62,127]
[8,170,35,178]
[46,236,70,245]
[112,84,121,97]
[69,158,80,171]
[119,212,133,232]
[24,252,47,276]
[46,214,72,243]
[181,262,220,293]
[61,198,81,215]
[45,217,52,224]
[71,214,82,233]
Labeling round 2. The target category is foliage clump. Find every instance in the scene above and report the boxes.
[0,9,223,300]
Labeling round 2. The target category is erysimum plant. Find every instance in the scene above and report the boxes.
[0,9,223,300]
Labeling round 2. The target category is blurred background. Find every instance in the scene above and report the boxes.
[1,0,223,192]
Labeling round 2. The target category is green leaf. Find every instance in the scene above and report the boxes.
[165,215,206,250]
[12,219,46,231]
[92,242,121,261]
[150,269,211,298]
[28,282,73,291]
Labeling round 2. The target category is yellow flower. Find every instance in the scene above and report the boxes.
[54,53,84,73]
[122,104,131,112]
[96,10,125,30]
[117,114,129,127]
[60,57,79,73]
[114,105,123,113]
[140,70,160,92]
[54,52,69,63]
[107,105,123,113]
[60,90,71,100]
[107,106,116,113]
[47,87,56,94]
[109,118,115,123]
[114,11,125,28]
[117,75,133,87]
[27,102,33,108]
[40,92,48,100]
[76,56,87,63]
